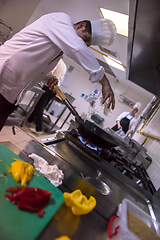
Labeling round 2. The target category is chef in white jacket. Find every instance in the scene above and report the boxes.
[0,12,117,131]
[112,102,141,136]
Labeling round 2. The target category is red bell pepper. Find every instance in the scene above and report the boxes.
[6,187,36,204]
[37,209,45,217]
[6,186,24,193]
[5,186,52,217]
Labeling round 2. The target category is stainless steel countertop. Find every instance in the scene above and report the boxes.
[21,139,153,215]
[2,140,160,239]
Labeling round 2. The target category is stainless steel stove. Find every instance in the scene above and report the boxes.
[43,128,155,196]
[12,125,160,240]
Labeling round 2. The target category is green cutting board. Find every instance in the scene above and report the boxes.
[0,144,64,240]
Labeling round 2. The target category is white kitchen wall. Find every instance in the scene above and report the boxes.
[133,108,160,190]
[0,0,40,36]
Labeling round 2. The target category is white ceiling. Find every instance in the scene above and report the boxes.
[39,0,153,98]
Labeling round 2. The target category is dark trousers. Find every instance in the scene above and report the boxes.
[28,86,56,132]
[0,94,18,131]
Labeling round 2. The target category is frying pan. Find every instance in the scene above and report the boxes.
[54,85,119,149]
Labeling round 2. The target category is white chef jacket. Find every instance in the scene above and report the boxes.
[116,112,137,131]
[0,12,105,105]
[43,59,67,87]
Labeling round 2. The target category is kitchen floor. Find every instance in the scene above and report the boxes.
[0,112,70,151]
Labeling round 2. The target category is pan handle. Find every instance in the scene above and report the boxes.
[54,85,79,117]
[54,85,66,101]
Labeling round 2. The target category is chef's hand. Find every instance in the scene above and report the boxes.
[99,75,115,110]
[126,129,133,135]
[47,76,58,92]
[117,120,122,129]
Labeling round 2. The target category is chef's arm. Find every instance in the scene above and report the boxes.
[99,74,115,110]
[127,120,136,135]
[44,59,67,91]
[116,120,122,129]
[126,129,133,135]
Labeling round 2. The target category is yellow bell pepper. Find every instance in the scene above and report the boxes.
[55,236,71,240]
[8,159,25,182]
[6,158,35,186]
[21,164,35,187]
[63,189,96,216]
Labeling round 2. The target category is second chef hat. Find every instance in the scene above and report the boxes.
[134,102,142,111]
[91,18,117,47]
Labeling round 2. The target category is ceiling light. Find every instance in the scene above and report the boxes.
[103,56,125,71]
[100,8,128,37]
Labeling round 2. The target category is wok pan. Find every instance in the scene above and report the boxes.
[54,86,119,149]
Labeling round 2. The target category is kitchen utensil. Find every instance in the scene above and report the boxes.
[54,85,119,149]
[81,173,111,195]
[0,143,64,240]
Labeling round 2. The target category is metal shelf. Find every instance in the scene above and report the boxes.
[42,93,75,133]
[7,86,45,127]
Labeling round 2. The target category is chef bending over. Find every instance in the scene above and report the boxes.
[0,12,117,131]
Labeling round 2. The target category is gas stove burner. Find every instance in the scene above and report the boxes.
[78,135,102,152]
[70,128,102,153]
[77,135,87,145]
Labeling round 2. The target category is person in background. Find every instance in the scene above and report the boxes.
[28,59,67,136]
[111,102,141,136]
[0,12,117,131]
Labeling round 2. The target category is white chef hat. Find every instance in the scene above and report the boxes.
[91,18,117,47]
[134,102,142,111]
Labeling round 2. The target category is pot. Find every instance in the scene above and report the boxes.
[54,85,119,149]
